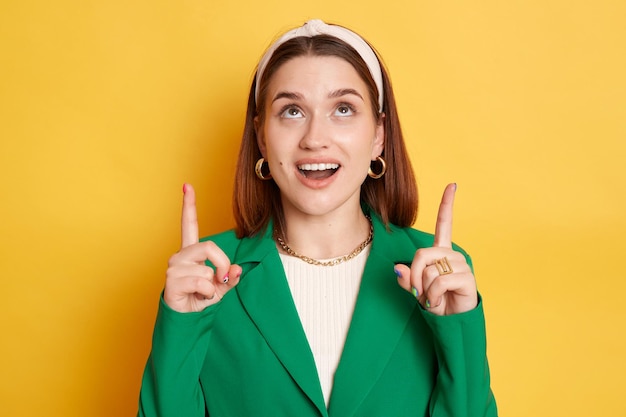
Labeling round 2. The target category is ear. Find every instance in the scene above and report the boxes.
[254,115,267,157]
[371,112,385,159]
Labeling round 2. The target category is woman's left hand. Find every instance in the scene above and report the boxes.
[395,183,478,316]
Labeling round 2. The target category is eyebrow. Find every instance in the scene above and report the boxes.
[271,88,364,103]
[328,88,364,101]
[272,91,302,103]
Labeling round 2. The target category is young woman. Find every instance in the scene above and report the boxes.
[138,19,497,417]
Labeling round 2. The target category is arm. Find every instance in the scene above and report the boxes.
[138,298,219,417]
[420,296,497,417]
[395,184,497,415]
[138,184,241,416]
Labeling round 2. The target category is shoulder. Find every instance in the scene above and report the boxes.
[401,225,436,248]
[377,217,473,267]
[373,214,435,250]
[409,226,473,270]
[402,226,470,257]
[199,229,241,258]
[199,226,276,266]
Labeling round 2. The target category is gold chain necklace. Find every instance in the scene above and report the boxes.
[275,216,373,266]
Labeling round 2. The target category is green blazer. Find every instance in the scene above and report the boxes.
[138,213,497,417]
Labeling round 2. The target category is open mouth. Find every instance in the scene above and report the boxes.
[297,163,340,180]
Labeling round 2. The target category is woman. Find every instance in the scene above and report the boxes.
[138,19,497,416]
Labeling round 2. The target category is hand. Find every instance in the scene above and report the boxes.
[163,184,242,313]
[395,183,478,315]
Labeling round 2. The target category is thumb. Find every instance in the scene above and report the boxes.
[394,264,421,299]
[226,264,243,285]
[212,263,243,303]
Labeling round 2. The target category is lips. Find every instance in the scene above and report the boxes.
[297,163,340,179]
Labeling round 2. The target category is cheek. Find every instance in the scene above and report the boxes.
[265,148,287,173]
[347,127,378,155]
[262,123,284,147]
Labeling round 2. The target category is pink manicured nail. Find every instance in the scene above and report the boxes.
[182,183,187,194]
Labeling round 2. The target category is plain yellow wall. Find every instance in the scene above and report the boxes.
[1,1,625,415]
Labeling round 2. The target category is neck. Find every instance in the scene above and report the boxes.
[278,206,371,260]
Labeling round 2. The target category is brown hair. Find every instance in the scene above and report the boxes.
[233,33,418,238]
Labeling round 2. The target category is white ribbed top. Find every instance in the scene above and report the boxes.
[279,244,370,406]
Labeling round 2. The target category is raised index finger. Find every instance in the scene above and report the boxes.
[433,183,457,248]
[181,183,199,248]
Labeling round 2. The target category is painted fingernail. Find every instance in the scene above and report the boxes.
[411,287,419,298]
[182,183,187,194]
[425,299,431,309]
[394,268,401,278]
[223,275,229,284]
[453,183,457,191]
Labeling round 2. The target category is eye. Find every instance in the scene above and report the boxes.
[280,106,304,119]
[334,103,355,117]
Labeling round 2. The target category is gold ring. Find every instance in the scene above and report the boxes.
[435,257,453,275]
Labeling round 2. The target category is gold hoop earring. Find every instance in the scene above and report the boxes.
[368,156,386,179]
[255,158,272,180]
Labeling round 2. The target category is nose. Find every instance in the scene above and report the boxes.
[299,114,329,150]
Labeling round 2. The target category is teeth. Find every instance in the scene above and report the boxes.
[298,163,339,171]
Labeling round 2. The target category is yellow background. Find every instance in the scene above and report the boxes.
[1,0,624,415]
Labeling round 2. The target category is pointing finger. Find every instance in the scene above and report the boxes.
[181,183,200,248]
[433,183,457,248]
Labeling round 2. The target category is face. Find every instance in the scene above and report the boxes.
[256,55,384,220]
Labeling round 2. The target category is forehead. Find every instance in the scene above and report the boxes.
[267,55,368,95]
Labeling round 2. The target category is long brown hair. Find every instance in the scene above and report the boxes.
[233,33,418,238]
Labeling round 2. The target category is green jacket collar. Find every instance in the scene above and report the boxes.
[232,212,421,416]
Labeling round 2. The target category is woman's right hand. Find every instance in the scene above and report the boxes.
[164,184,242,313]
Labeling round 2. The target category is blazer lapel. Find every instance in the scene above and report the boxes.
[234,227,327,415]
[328,215,420,417]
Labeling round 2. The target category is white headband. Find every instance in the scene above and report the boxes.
[255,19,384,112]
